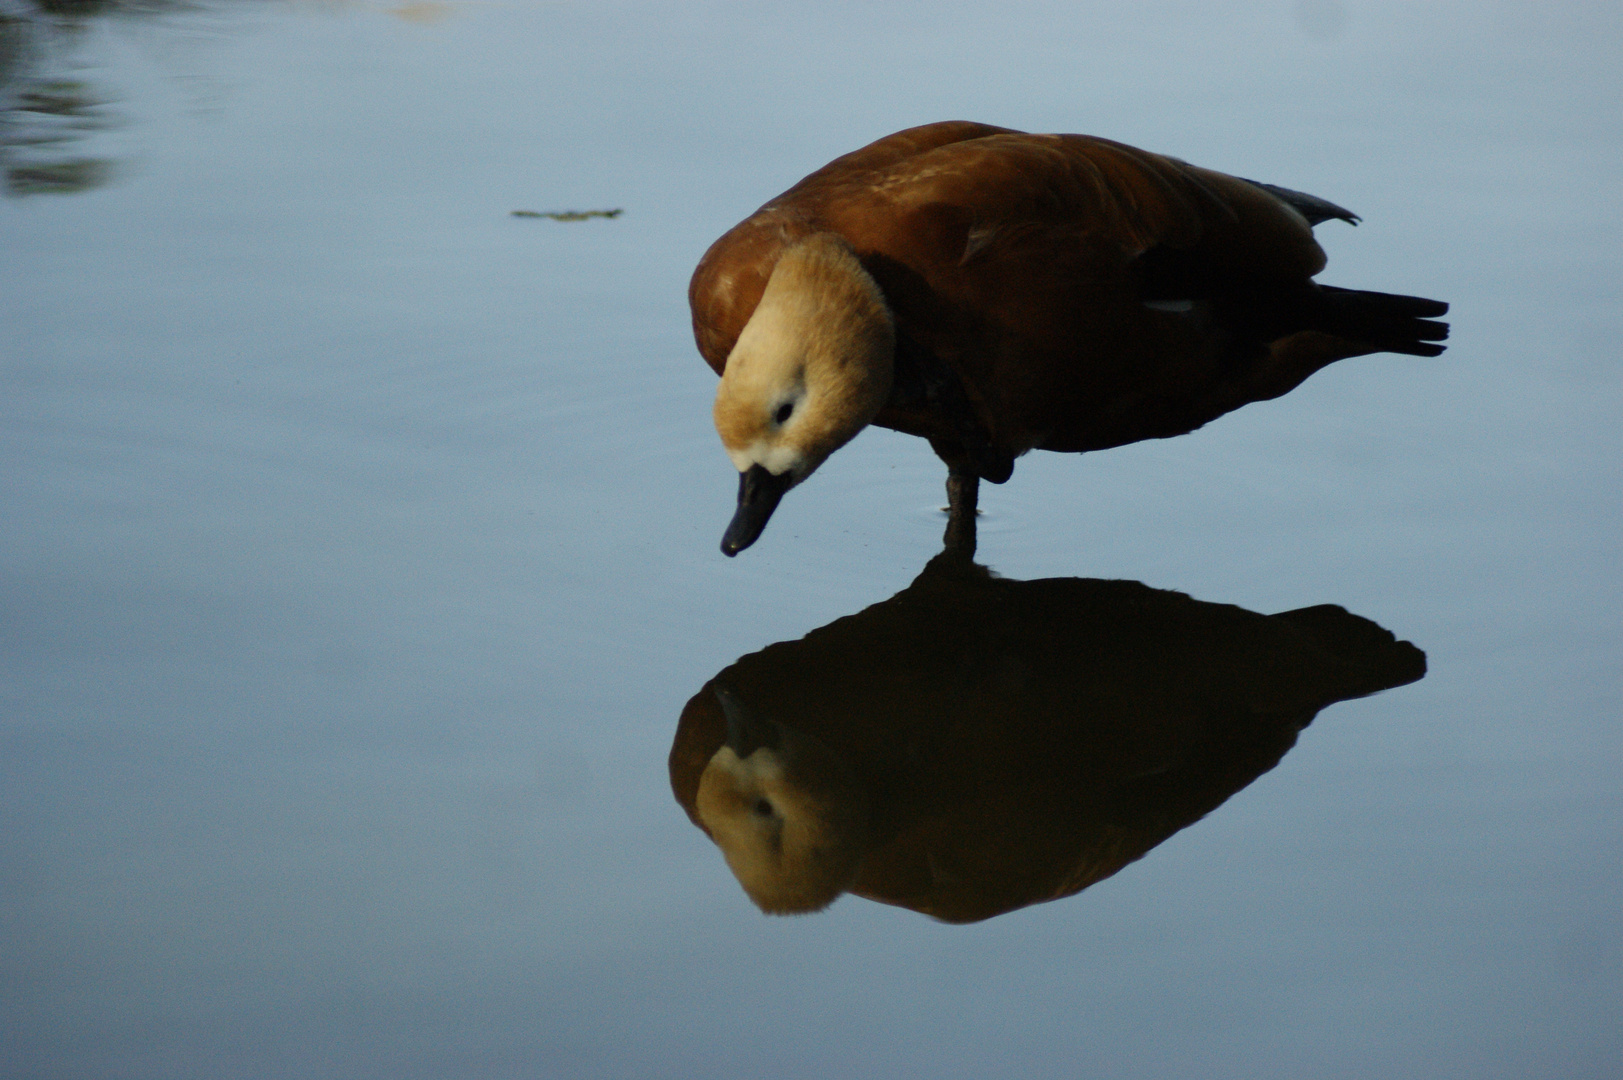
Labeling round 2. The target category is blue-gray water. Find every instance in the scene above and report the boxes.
[2,2,1618,1077]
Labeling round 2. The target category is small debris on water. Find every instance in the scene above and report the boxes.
[511,208,623,221]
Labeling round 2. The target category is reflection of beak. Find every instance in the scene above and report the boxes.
[714,684,781,758]
[720,464,793,556]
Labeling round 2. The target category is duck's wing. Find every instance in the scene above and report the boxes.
[1238,179,1360,227]
[803,134,1337,451]
[824,133,1331,291]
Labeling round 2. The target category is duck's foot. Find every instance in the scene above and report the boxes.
[944,468,979,555]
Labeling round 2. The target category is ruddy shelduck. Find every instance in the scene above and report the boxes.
[689,122,1449,554]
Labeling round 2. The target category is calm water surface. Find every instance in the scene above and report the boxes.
[3,2,1619,1077]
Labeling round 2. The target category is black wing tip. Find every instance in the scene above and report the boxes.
[1240,178,1361,227]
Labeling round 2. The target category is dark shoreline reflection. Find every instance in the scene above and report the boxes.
[0,1,133,195]
[0,0,242,196]
[671,552,1425,922]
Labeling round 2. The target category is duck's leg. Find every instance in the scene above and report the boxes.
[944,466,979,555]
[931,437,988,556]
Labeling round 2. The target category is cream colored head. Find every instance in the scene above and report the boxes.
[695,716,869,915]
[713,233,896,486]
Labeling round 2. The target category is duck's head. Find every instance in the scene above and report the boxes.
[695,685,869,914]
[713,233,895,555]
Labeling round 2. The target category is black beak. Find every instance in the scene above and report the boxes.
[714,685,781,758]
[720,464,793,556]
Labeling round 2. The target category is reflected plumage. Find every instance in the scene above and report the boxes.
[691,122,1450,554]
[672,552,1426,921]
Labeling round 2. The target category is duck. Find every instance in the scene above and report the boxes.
[689,121,1450,555]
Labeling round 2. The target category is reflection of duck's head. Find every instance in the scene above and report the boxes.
[694,686,870,914]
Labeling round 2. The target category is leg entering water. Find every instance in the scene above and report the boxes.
[944,467,979,556]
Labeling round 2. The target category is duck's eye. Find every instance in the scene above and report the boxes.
[774,402,793,425]
[753,798,774,817]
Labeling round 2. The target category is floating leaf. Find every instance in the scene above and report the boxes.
[510,208,623,222]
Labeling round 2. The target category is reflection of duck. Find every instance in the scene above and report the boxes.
[670,553,1425,922]
[691,121,1449,554]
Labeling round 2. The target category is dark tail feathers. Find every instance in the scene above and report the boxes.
[1314,285,1450,357]
[1272,603,1428,699]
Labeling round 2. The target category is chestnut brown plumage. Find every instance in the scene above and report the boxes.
[690,122,1449,554]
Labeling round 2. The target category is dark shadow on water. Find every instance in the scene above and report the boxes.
[670,549,1425,923]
